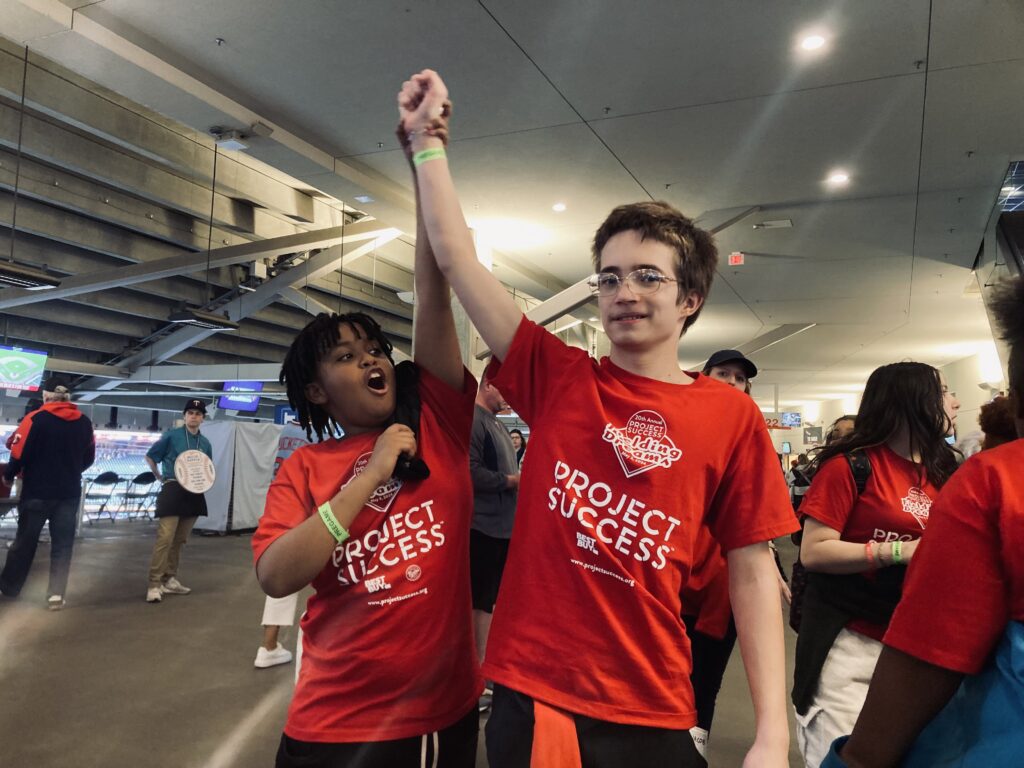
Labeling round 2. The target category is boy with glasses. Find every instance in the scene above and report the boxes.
[399,69,796,767]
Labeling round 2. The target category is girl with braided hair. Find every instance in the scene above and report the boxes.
[823,276,1024,767]
[252,112,483,767]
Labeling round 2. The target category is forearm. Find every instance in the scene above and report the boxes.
[802,538,904,574]
[728,543,790,750]
[145,457,162,480]
[257,473,378,596]
[841,648,963,768]
[411,173,463,388]
[411,138,522,361]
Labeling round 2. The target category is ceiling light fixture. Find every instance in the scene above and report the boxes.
[826,170,850,186]
[752,219,794,230]
[552,202,567,213]
[801,34,826,50]
[209,126,248,151]
[354,195,375,204]
[168,307,240,331]
[0,261,61,290]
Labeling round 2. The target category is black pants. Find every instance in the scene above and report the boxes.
[683,615,739,733]
[485,685,706,768]
[0,497,78,598]
[275,706,478,768]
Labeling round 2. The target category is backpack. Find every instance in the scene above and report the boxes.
[788,451,871,633]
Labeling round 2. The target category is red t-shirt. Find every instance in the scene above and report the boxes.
[800,444,940,640]
[252,367,482,743]
[885,438,1024,674]
[484,318,797,728]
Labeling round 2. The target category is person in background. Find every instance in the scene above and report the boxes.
[793,362,960,767]
[978,395,1018,451]
[790,453,812,510]
[469,369,520,711]
[508,428,526,468]
[0,375,94,610]
[684,349,795,759]
[825,416,856,444]
[255,418,310,669]
[144,398,213,603]
[822,279,1024,767]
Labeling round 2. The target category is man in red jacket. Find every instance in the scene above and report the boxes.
[0,375,95,610]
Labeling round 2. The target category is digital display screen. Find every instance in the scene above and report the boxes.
[218,380,263,412]
[781,411,802,427]
[0,345,48,392]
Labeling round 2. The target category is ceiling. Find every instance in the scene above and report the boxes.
[1,0,1021,415]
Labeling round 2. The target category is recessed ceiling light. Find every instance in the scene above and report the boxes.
[354,195,375,204]
[801,35,826,50]
[552,202,567,213]
[588,316,598,322]
[826,170,850,186]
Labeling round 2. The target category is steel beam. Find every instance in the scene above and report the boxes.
[128,363,282,384]
[76,230,400,398]
[474,277,594,359]
[0,219,392,309]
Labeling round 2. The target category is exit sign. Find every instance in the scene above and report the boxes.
[728,251,745,266]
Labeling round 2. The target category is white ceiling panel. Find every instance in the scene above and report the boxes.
[77,0,580,156]
[593,74,925,214]
[930,0,1024,69]
[484,0,929,119]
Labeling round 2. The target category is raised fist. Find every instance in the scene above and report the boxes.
[398,70,451,138]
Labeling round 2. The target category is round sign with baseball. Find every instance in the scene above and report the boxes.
[174,450,216,494]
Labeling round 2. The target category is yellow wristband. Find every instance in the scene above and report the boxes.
[412,147,446,167]
[317,501,350,544]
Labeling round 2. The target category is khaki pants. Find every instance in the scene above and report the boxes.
[148,515,197,588]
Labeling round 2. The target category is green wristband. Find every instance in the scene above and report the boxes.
[412,147,447,167]
[891,539,903,565]
[318,501,350,544]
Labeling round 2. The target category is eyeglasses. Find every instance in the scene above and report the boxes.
[586,268,678,297]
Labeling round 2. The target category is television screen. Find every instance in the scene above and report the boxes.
[781,411,802,427]
[0,345,48,392]
[218,380,263,412]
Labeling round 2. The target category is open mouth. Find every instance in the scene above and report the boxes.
[612,313,647,323]
[366,368,388,393]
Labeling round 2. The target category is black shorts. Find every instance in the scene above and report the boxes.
[469,529,510,613]
[485,685,706,768]
[275,706,478,768]
[154,480,207,519]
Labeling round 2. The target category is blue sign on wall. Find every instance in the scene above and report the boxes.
[274,405,298,425]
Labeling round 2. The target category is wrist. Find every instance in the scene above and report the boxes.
[409,133,444,153]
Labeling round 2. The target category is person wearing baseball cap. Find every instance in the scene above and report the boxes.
[0,375,95,610]
[702,349,758,394]
[143,397,213,603]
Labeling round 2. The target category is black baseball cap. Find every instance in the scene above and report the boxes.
[183,398,207,414]
[703,349,758,379]
[42,374,72,393]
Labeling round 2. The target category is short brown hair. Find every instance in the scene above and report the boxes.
[591,201,718,334]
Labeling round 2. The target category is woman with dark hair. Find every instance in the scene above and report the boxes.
[508,428,526,467]
[793,361,960,767]
[821,277,1024,767]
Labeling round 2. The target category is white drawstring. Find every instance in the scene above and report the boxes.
[431,730,440,768]
[420,733,428,768]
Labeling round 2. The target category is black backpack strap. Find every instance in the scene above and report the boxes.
[845,451,872,496]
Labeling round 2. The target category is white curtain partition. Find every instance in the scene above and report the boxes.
[195,422,282,532]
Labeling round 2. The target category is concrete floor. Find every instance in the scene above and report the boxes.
[0,523,804,768]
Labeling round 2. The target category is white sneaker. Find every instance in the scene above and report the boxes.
[146,587,163,603]
[160,577,191,595]
[47,595,65,611]
[254,644,293,668]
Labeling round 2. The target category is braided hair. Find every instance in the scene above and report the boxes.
[280,311,429,480]
[280,312,385,441]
